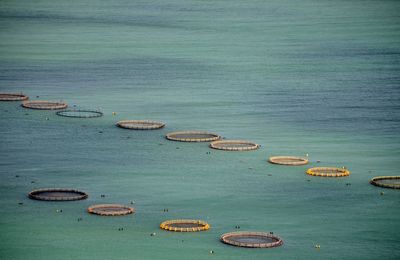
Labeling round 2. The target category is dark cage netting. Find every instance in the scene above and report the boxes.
[370,176,400,189]
[56,109,103,118]
[220,231,283,248]
[28,188,88,201]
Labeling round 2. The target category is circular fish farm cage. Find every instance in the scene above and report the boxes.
[166,131,220,142]
[28,188,88,201]
[220,231,283,248]
[268,156,308,166]
[22,100,68,110]
[160,219,210,232]
[56,109,103,118]
[0,93,29,101]
[210,140,260,151]
[306,167,350,177]
[116,120,165,130]
[370,176,400,189]
[87,204,135,216]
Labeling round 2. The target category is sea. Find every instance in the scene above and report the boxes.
[0,0,399,259]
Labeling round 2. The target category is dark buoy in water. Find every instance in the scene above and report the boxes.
[150,232,156,236]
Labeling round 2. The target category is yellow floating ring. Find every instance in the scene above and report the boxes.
[370,176,400,189]
[306,167,350,177]
[160,219,210,232]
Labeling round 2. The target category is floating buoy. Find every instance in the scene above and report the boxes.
[314,244,321,249]
[112,112,116,115]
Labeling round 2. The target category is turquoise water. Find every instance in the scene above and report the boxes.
[1,0,400,259]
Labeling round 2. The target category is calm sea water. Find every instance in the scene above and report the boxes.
[1,0,399,259]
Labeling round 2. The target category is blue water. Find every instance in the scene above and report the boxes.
[1,0,400,259]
